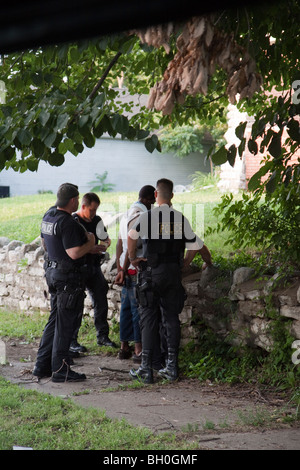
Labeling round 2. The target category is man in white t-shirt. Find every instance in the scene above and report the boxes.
[115,186,156,362]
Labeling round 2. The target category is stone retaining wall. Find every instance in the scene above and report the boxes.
[0,237,299,351]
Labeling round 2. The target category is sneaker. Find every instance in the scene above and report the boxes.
[69,341,87,353]
[52,369,86,383]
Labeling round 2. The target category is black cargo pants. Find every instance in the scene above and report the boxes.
[138,262,185,352]
[72,264,109,342]
[35,267,86,373]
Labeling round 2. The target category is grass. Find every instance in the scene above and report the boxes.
[1,309,299,450]
[0,187,237,256]
[0,309,198,451]
[0,377,193,451]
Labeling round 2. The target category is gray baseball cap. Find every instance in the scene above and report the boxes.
[55,183,79,207]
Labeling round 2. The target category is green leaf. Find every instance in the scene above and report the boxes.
[48,152,65,166]
[39,110,50,126]
[266,170,278,193]
[114,115,129,135]
[74,143,84,153]
[287,119,300,142]
[248,172,261,192]
[137,129,149,140]
[211,145,228,165]
[57,44,69,62]
[235,122,247,140]
[17,128,32,146]
[78,114,89,128]
[227,145,237,167]
[248,161,272,192]
[145,134,158,153]
[56,113,69,130]
[31,72,43,86]
[26,159,39,171]
[93,94,105,108]
[70,46,79,62]
[3,146,15,161]
[268,132,282,159]
[83,132,95,148]
[44,132,57,148]
[32,138,45,156]
[248,139,258,155]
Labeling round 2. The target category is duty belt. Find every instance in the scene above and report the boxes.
[47,260,88,274]
[47,261,58,268]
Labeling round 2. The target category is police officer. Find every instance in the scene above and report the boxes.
[33,183,95,382]
[71,192,116,352]
[127,178,208,384]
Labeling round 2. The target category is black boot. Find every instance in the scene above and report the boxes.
[158,348,179,381]
[129,350,153,384]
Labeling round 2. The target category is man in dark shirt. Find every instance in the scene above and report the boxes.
[71,192,117,352]
[33,183,95,382]
[127,178,210,383]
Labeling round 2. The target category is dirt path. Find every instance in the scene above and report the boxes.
[1,340,299,450]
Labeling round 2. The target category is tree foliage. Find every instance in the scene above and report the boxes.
[0,1,299,199]
[0,35,165,172]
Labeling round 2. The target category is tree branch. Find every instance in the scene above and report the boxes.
[88,51,122,100]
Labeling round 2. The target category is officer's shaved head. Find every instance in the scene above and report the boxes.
[156,179,173,200]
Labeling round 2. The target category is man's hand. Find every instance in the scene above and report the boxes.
[130,257,147,269]
[115,270,125,286]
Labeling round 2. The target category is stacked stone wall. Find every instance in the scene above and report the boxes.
[0,238,299,351]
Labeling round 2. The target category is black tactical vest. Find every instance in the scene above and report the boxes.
[41,207,85,266]
[142,210,186,266]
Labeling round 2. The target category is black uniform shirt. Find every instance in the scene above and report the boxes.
[129,204,201,260]
[41,207,87,264]
[72,213,108,265]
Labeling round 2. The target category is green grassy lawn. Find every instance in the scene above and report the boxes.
[0,188,236,257]
[0,310,198,451]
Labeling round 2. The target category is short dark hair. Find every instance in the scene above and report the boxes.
[55,183,79,207]
[82,192,100,206]
[156,178,173,199]
[138,185,156,200]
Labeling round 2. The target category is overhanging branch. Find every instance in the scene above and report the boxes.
[88,51,122,100]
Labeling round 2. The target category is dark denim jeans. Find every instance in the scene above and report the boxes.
[119,276,141,343]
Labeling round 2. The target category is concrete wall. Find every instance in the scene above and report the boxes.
[0,138,211,196]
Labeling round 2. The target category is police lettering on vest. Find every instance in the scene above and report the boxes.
[41,207,87,265]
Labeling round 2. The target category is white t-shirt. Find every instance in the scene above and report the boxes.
[118,201,148,269]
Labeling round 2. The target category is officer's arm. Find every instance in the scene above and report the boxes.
[66,232,95,260]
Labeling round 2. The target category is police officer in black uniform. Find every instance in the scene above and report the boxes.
[33,183,95,382]
[71,192,117,352]
[127,178,205,384]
